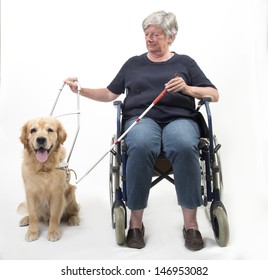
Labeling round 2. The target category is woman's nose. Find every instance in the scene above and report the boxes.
[145,34,153,41]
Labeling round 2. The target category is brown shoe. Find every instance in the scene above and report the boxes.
[126,224,145,249]
[183,227,204,251]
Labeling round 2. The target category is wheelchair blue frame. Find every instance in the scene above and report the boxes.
[109,98,229,247]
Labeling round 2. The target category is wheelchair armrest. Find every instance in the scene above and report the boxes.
[113,100,123,107]
[197,97,212,107]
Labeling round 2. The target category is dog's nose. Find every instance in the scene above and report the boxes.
[36,137,46,145]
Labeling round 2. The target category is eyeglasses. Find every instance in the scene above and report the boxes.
[144,32,165,40]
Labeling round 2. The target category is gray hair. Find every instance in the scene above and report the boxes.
[142,10,178,39]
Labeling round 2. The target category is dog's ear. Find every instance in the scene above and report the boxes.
[20,122,29,148]
[57,122,67,144]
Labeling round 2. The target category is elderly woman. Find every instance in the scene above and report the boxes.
[65,10,219,251]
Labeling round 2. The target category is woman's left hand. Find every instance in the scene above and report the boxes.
[165,76,220,102]
[165,76,191,95]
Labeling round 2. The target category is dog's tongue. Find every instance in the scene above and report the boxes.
[36,148,48,163]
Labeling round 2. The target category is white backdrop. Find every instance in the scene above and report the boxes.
[0,0,268,264]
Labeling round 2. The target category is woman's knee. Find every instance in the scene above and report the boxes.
[124,118,161,156]
[162,119,200,158]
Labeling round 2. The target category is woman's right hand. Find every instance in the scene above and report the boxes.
[64,77,79,93]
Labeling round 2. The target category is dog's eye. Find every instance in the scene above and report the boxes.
[47,128,54,133]
[30,128,37,134]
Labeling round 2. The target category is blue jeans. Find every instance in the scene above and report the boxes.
[123,117,202,210]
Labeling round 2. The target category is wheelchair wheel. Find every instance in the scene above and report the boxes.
[114,206,126,245]
[210,201,229,247]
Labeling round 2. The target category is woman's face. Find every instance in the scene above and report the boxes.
[144,25,173,54]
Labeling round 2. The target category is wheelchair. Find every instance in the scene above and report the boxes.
[109,98,229,247]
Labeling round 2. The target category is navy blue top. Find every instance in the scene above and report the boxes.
[107,53,216,123]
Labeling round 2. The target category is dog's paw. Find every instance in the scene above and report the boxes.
[19,216,29,227]
[25,230,39,242]
[68,215,80,226]
[48,230,61,242]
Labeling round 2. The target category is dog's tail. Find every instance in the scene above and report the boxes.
[17,202,28,215]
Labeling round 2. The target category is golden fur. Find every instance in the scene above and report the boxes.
[19,117,80,241]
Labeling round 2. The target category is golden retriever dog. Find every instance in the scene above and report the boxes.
[18,117,80,241]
